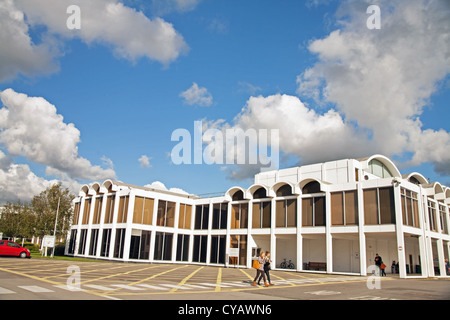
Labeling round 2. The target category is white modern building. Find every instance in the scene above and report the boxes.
[66,155,450,279]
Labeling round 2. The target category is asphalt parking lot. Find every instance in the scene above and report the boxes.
[0,257,448,301]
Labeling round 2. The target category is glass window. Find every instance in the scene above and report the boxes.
[210,235,226,264]
[345,190,358,225]
[179,204,192,229]
[231,203,248,229]
[82,199,91,225]
[363,189,378,225]
[331,192,344,226]
[302,181,321,194]
[117,196,129,223]
[113,228,126,258]
[73,202,81,225]
[302,197,325,226]
[157,200,176,227]
[276,199,297,228]
[276,184,293,197]
[364,188,395,225]
[428,201,436,231]
[212,203,227,229]
[367,159,393,178]
[104,195,115,224]
[154,232,173,261]
[92,197,102,224]
[439,205,448,234]
[232,190,244,201]
[100,229,111,257]
[401,188,419,228]
[194,204,209,230]
[176,234,190,262]
[379,188,395,224]
[89,229,99,256]
[253,187,267,199]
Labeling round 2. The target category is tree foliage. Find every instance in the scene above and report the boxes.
[0,183,75,239]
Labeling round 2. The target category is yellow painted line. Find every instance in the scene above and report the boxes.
[100,265,189,296]
[0,266,107,299]
[215,268,222,292]
[169,266,204,293]
[79,265,161,285]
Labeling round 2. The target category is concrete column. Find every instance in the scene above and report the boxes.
[325,191,333,273]
[393,183,407,278]
[357,183,367,276]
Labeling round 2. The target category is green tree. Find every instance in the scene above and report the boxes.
[31,183,75,239]
[0,201,36,239]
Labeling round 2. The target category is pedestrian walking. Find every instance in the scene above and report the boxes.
[258,251,273,285]
[253,250,269,287]
[380,261,386,276]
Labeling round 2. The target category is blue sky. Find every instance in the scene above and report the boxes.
[0,0,449,202]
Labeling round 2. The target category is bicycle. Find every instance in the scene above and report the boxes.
[279,258,295,269]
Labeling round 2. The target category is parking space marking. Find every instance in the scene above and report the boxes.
[111,284,145,291]
[84,284,117,291]
[135,284,169,290]
[0,287,16,294]
[18,285,54,293]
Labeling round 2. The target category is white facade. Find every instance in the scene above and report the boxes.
[66,155,450,278]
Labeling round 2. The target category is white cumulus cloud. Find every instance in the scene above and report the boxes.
[180,82,213,107]
[0,0,188,81]
[0,88,116,181]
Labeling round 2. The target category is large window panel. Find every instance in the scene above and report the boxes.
[276,199,297,228]
[100,229,111,257]
[314,197,325,226]
[154,232,173,261]
[157,200,176,227]
[252,202,271,228]
[73,202,81,225]
[344,190,358,225]
[113,228,126,258]
[379,187,395,224]
[194,204,209,230]
[363,189,378,225]
[92,197,102,225]
[117,196,129,223]
[176,234,190,262]
[133,196,144,224]
[82,199,91,225]
[231,203,248,229]
[104,195,115,224]
[331,192,344,226]
[302,198,313,227]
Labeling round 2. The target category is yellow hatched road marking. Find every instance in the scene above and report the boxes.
[169,266,204,293]
[215,268,222,292]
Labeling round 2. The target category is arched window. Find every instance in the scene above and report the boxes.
[408,176,421,185]
[276,184,293,197]
[232,190,244,201]
[367,159,393,178]
[253,187,267,199]
[302,181,321,194]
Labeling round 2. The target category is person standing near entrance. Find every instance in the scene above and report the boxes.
[374,254,382,275]
[253,250,269,287]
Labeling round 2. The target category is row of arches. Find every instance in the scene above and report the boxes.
[225,179,324,202]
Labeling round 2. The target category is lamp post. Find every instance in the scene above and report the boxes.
[51,197,60,258]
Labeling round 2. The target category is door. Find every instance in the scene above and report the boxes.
[0,241,6,255]
[6,241,21,256]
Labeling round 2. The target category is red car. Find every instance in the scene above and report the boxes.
[0,240,31,258]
